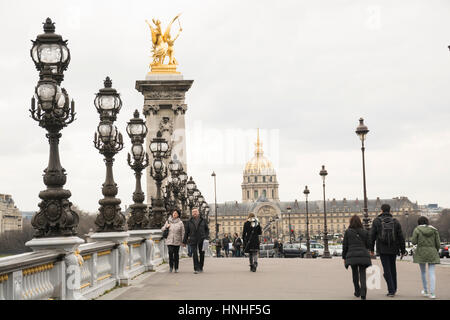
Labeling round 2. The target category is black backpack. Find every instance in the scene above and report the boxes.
[378,216,396,246]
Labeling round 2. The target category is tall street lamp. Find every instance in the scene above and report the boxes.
[303,185,312,258]
[149,131,169,228]
[186,177,196,218]
[126,110,150,230]
[405,210,410,247]
[355,118,370,230]
[28,18,79,240]
[31,18,70,85]
[211,171,219,242]
[320,165,331,258]
[93,77,126,232]
[287,206,292,244]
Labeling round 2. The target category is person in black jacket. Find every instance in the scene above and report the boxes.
[242,213,262,272]
[222,234,231,257]
[342,215,372,300]
[369,204,406,297]
[182,208,210,274]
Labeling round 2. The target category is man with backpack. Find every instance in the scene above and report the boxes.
[369,204,407,297]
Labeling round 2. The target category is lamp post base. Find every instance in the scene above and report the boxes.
[25,236,84,252]
[322,251,332,259]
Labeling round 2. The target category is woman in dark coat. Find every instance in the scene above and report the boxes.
[342,215,372,300]
[242,213,262,272]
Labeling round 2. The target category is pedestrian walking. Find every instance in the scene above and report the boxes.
[233,233,242,257]
[411,216,441,299]
[243,213,262,272]
[182,208,210,274]
[342,215,372,300]
[161,209,185,273]
[215,237,222,257]
[222,234,231,257]
[369,204,406,297]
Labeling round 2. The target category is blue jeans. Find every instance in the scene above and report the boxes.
[419,263,435,294]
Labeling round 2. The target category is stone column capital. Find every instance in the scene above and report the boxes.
[172,104,188,115]
[143,104,160,116]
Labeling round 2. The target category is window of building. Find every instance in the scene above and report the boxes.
[272,190,274,198]
[263,189,267,198]
[247,191,249,199]
[255,176,257,183]
[254,190,258,198]
[270,176,273,182]
[263,176,266,182]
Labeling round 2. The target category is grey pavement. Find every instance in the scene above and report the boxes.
[98,257,450,300]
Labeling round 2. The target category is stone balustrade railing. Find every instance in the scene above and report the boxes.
[0,230,167,300]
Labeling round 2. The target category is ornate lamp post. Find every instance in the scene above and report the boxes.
[177,170,189,220]
[126,110,150,230]
[149,131,169,228]
[320,165,331,258]
[93,77,126,232]
[211,171,219,241]
[27,18,81,246]
[355,118,370,230]
[303,185,312,258]
[31,18,70,85]
[287,206,292,244]
[186,177,196,218]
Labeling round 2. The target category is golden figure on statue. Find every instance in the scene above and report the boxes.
[145,14,182,74]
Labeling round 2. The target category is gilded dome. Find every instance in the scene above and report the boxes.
[244,129,275,175]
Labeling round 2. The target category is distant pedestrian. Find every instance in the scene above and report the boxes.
[215,237,222,257]
[342,215,372,300]
[222,234,231,257]
[183,208,210,274]
[233,233,242,257]
[411,216,441,299]
[161,209,185,273]
[369,204,406,297]
[243,213,262,272]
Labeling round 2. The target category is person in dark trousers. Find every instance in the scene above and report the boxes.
[233,233,242,257]
[222,234,231,257]
[161,209,185,273]
[342,215,372,300]
[182,208,210,274]
[243,213,262,272]
[215,237,222,257]
[369,204,406,297]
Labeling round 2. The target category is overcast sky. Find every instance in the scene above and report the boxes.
[0,0,449,213]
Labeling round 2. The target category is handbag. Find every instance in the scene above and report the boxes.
[162,226,169,239]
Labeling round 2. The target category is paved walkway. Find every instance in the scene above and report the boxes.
[98,257,450,300]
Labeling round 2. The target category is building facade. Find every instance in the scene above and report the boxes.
[0,194,22,233]
[208,131,420,241]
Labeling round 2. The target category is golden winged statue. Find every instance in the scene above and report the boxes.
[145,14,183,74]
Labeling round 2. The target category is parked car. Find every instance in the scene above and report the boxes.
[259,244,276,258]
[282,243,305,258]
[329,245,343,256]
[405,245,415,256]
[440,243,449,258]
[310,243,325,256]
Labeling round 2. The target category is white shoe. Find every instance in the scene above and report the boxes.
[421,290,429,297]
[429,294,436,299]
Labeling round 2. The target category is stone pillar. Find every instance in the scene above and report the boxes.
[135,74,193,202]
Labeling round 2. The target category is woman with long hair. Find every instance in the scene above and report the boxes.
[411,216,440,299]
[242,213,262,272]
[342,215,372,299]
